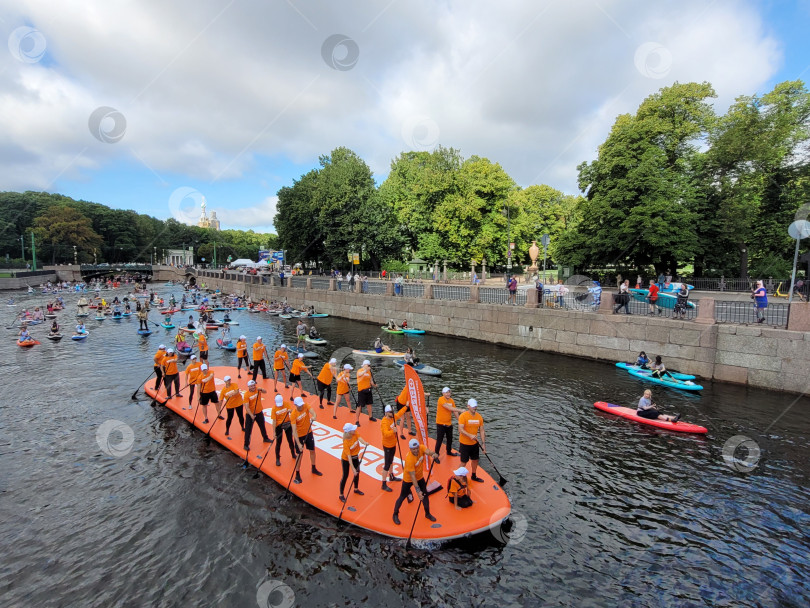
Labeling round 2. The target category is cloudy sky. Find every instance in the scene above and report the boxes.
[1,0,808,233]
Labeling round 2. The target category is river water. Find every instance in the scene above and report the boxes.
[1,286,808,608]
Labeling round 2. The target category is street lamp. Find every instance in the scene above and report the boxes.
[153,246,156,265]
[73,245,77,265]
[502,205,512,283]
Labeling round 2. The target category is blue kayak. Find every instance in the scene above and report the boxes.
[627,368,703,391]
[161,323,175,329]
[401,328,426,335]
[615,362,695,381]
[393,360,442,376]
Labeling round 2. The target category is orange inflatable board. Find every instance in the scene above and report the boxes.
[145,365,511,541]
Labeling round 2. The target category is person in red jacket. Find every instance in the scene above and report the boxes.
[647,280,661,316]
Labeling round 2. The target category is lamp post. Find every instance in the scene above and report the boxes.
[20,235,24,264]
[93,249,97,265]
[503,205,512,283]
[153,246,156,266]
[73,245,77,265]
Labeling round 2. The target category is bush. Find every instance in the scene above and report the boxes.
[382,260,408,273]
[750,254,792,279]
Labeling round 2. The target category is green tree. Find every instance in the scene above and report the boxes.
[32,206,104,263]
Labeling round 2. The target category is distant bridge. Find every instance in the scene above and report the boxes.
[80,264,154,280]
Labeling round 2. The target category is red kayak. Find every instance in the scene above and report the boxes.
[593,401,707,434]
[17,339,40,348]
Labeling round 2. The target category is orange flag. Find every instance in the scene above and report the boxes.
[403,364,429,466]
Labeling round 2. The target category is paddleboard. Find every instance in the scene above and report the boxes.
[352,349,407,358]
[71,334,88,340]
[46,334,63,341]
[393,360,442,376]
[593,401,707,434]
[95,316,105,321]
[307,313,329,318]
[145,366,511,541]
[161,323,176,329]
[382,326,404,334]
[627,368,703,391]
[16,339,39,347]
[615,362,695,381]
[287,346,319,358]
[305,336,328,345]
[401,328,426,335]
[216,338,236,351]
[137,329,152,336]
[629,289,696,310]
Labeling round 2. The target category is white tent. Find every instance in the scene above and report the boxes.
[229,258,256,268]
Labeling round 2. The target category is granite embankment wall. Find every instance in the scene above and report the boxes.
[197,274,810,395]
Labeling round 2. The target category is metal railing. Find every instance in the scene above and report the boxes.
[433,285,471,301]
[715,301,788,327]
[290,276,308,289]
[399,283,425,298]
[310,278,331,290]
[479,287,526,305]
[364,281,388,295]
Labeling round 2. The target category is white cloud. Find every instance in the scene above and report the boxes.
[213,196,278,233]
[0,0,783,197]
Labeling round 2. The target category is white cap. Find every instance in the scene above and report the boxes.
[297,353,304,359]
[329,358,337,364]
[256,336,262,341]
[166,348,174,354]
[240,335,246,340]
[442,387,451,394]
[274,394,283,405]
[158,344,166,349]
[468,398,478,408]
[454,467,469,476]
[248,380,256,386]
[384,405,392,413]
[362,359,370,366]
[280,344,286,349]
[408,439,419,448]
[200,364,208,370]
[344,364,353,370]
[343,423,357,433]
[190,355,197,360]
[224,375,231,381]
[294,397,304,407]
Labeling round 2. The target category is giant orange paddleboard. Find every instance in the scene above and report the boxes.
[145,365,511,541]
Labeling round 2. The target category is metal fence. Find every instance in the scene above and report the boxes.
[479,287,526,305]
[399,283,425,298]
[364,281,388,295]
[290,276,308,289]
[688,277,796,293]
[310,278,331,290]
[715,301,788,327]
[433,285,471,301]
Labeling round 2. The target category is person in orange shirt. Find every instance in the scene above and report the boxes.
[153,344,167,390]
[271,394,297,466]
[235,335,250,379]
[196,330,209,362]
[219,375,244,436]
[272,343,289,391]
[354,359,377,425]
[458,398,487,482]
[315,358,337,409]
[161,348,182,399]
[252,336,268,381]
[392,439,438,525]
[339,422,368,502]
[289,353,313,399]
[380,404,404,492]
[435,386,464,457]
[333,364,353,419]
[447,466,473,509]
[198,364,219,424]
[185,355,202,407]
[243,380,271,449]
[291,396,323,483]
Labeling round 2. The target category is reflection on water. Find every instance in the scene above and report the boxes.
[1,287,809,607]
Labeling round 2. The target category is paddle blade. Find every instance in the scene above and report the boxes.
[497,476,507,488]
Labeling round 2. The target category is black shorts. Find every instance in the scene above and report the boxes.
[357,388,373,407]
[316,379,330,392]
[395,398,409,412]
[298,431,315,450]
[290,373,301,382]
[200,351,208,360]
[200,391,218,406]
[459,442,479,463]
[637,408,661,419]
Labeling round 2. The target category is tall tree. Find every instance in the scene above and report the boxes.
[32,206,103,263]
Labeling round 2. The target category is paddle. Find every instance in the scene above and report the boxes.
[253,410,290,478]
[405,456,438,549]
[480,447,507,487]
[338,444,369,523]
[131,370,156,400]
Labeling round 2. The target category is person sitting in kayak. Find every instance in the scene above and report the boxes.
[447,466,473,510]
[649,355,667,379]
[374,337,391,353]
[636,351,650,369]
[187,315,196,329]
[386,319,398,330]
[19,327,31,341]
[403,346,420,367]
[223,311,232,323]
[637,389,680,423]
[49,320,59,335]
[124,302,131,313]
[76,322,86,334]
[309,324,320,339]
[401,319,408,329]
